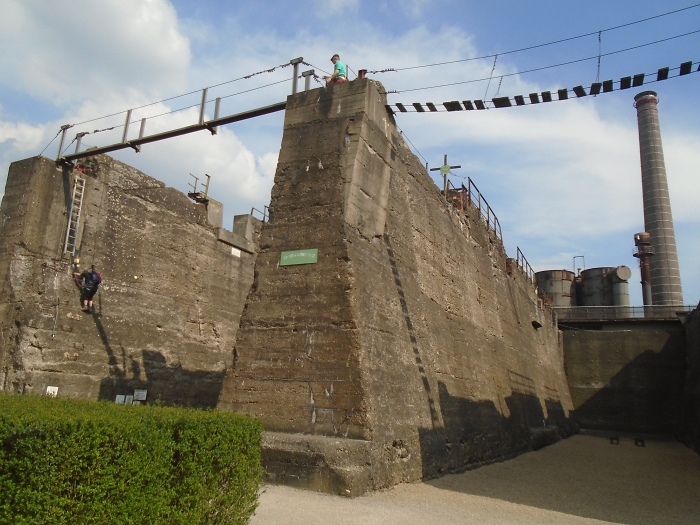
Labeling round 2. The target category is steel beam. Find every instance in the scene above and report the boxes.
[60,101,287,163]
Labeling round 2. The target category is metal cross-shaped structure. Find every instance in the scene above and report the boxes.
[429,154,461,195]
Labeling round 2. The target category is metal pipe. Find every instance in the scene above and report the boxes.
[198,88,208,126]
[214,97,221,120]
[302,70,315,91]
[56,125,70,160]
[121,109,132,144]
[209,97,222,135]
[75,132,86,154]
[136,118,146,153]
[290,57,303,95]
[633,232,655,306]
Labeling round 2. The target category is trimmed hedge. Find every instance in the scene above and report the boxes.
[0,394,262,525]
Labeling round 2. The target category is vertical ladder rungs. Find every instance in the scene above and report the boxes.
[63,176,86,255]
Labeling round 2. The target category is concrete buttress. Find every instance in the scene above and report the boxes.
[217,79,574,495]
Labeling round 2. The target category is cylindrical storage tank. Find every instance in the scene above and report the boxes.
[612,265,632,307]
[580,267,615,306]
[535,270,575,307]
[612,265,632,318]
[634,91,684,305]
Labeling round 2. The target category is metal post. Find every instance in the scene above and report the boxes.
[75,132,86,154]
[209,97,221,135]
[199,88,208,126]
[302,70,315,91]
[214,97,221,120]
[443,154,448,195]
[202,174,211,198]
[56,124,71,160]
[135,118,146,153]
[290,57,303,94]
[121,110,132,144]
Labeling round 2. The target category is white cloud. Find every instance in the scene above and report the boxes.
[0,0,190,106]
[314,0,359,16]
[0,118,45,153]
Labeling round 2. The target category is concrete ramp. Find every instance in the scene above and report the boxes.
[218,79,574,495]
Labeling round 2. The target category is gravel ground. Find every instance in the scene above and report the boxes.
[250,434,700,525]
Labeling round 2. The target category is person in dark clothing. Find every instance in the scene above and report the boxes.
[73,265,102,312]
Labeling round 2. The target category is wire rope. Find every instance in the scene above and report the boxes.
[375,3,700,74]
[391,29,700,94]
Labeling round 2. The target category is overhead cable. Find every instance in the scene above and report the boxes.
[372,3,700,74]
[38,128,64,157]
[389,29,700,95]
[67,78,293,142]
[68,61,294,128]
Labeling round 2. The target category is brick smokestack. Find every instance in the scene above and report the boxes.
[633,90,683,306]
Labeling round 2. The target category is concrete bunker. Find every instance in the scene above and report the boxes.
[0,79,576,496]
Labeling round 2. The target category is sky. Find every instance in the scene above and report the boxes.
[0,0,698,306]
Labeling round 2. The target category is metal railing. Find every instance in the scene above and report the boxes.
[516,247,534,283]
[444,178,502,242]
[56,57,313,164]
[250,206,269,223]
[554,305,695,321]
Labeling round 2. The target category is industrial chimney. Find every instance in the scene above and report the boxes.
[633,91,683,306]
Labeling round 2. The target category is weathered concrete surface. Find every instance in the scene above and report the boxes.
[0,155,258,406]
[219,79,574,495]
[562,319,686,433]
[682,304,700,452]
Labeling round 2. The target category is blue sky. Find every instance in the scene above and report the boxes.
[1,0,698,305]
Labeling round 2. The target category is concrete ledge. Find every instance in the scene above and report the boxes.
[217,228,255,253]
[262,432,374,497]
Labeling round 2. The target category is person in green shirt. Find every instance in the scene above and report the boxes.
[325,54,347,84]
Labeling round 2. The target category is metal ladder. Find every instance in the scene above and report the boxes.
[63,176,86,255]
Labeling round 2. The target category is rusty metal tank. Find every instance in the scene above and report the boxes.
[535,270,575,307]
[580,266,631,307]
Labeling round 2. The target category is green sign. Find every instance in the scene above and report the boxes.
[439,165,451,175]
[280,248,318,266]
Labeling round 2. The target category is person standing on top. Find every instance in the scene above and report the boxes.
[73,265,102,312]
[325,54,346,84]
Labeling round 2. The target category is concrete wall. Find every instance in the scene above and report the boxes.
[218,79,574,495]
[562,319,686,434]
[0,155,258,406]
[682,305,700,452]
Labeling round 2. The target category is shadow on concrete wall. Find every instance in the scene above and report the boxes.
[572,340,686,435]
[97,349,227,408]
[418,381,572,479]
[91,308,226,408]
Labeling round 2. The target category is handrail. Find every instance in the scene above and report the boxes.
[554,305,695,320]
[442,178,503,242]
[250,206,268,223]
[516,247,535,283]
[464,178,502,241]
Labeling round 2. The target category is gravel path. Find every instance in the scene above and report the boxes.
[251,434,700,525]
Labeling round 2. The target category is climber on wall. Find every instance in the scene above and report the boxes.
[73,265,102,312]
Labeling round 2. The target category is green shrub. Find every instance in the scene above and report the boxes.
[0,394,262,525]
